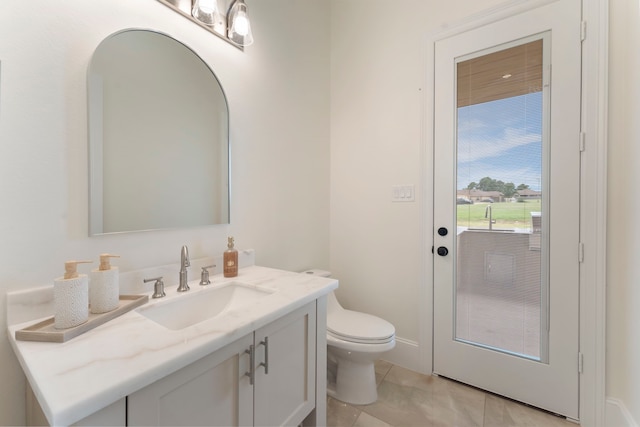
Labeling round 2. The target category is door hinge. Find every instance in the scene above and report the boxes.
[543,64,551,89]
[578,352,584,373]
[578,242,585,263]
[579,132,586,152]
[580,21,587,42]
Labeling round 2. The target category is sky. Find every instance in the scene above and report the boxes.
[457,92,543,191]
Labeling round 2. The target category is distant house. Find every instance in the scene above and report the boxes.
[456,189,505,203]
[515,189,542,199]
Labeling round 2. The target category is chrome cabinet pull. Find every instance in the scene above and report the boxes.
[258,337,269,375]
[244,344,255,385]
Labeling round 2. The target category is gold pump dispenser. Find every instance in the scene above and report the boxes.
[98,254,120,270]
[63,260,92,279]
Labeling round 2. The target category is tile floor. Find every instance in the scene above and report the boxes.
[326,360,577,427]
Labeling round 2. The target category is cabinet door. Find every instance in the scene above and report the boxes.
[253,302,316,426]
[128,334,253,426]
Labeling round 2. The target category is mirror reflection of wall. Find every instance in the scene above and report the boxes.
[88,29,230,236]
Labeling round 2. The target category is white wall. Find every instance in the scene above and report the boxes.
[607,0,640,424]
[329,0,503,357]
[330,0,638,425]
[0,1,330,425]
[3,0,638,425]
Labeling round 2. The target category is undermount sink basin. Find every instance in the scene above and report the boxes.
[137,282,274,330]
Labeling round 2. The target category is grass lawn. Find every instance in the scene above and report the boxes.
[457,200,541,229]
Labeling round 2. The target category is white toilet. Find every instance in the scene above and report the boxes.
[303,270,395,405]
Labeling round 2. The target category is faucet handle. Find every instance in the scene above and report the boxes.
[200,265,215,286]
[144,276,166,299]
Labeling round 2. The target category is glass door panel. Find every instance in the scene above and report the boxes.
[454,38,548,362]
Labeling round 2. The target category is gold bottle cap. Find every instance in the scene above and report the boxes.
[63,260,92,279]
[98,254,120,271]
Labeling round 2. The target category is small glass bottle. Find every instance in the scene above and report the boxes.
[224,237,238,277]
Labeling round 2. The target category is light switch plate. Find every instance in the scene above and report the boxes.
[392,185,415,202]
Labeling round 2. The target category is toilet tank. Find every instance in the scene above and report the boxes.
[301,269,341,311]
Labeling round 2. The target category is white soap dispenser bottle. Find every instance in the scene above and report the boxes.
[90,254,120,314]
[54,260,92,329]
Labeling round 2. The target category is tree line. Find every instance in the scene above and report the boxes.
[465,177,529,198]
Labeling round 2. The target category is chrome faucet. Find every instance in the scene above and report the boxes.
[485,205,496,230]
[178,245,190,292]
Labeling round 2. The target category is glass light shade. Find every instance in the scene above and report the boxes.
[192,0,222,27]
[227,0,253,46]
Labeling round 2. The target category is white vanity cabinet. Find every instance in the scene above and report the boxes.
[127,302,317,426]
[26,385,127,426]
[12,265,335,426]
[253,301,316,426]
[127,334,253,426]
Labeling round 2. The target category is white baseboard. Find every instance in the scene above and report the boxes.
[606,398,638,427]
[380,337,422,373]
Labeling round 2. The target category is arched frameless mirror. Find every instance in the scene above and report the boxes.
[88,29,230,236]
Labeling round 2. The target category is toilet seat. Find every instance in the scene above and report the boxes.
[327,309,395,344]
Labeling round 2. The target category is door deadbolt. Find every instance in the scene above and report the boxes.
[437,246,449,256]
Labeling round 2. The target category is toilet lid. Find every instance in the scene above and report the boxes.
[327,309,395,343]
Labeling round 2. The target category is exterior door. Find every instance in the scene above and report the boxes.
[433,0,581,419]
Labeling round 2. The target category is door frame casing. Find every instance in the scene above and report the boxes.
[420,0,608,425]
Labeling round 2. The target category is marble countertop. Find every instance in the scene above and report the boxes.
[7,264,337,426]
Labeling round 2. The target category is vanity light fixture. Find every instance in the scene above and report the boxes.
[227,0,253,46]
[191,0,223,28]
[156,0,253,50]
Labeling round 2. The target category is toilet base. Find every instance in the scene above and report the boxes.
[327,357,378,405]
